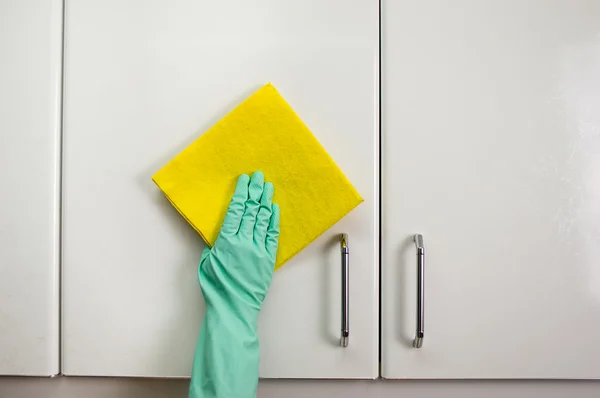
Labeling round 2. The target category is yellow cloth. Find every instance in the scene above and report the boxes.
[153,83,362,270]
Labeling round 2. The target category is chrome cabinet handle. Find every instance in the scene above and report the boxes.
[340,233,349,347]
[413,234,425,349]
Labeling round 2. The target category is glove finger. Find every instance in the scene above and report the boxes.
[200,245,211,263]
[254,182,273,244]
[220,174,250,236]
[198,245,212,277]
[266,203,280,261]
[239,171,264,237]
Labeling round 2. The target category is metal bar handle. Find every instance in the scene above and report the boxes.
[340,233,349,347]
[413,234,425,349]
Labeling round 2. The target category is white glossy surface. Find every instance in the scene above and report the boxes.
[2,377,600,398]
[0,0,62,376]
[382,0,600,379]
[62,0,378,378]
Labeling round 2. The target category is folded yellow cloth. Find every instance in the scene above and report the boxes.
[153,83,362,270]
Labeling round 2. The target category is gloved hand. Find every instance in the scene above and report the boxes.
[189,171,280,398]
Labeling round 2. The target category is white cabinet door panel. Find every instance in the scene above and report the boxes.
[62,0,378,378]
[0,0,62,376]
[382,0,600,379]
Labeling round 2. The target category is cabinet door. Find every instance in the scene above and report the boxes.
[0,0,62,376]
[382,0,600,379]
[62,0,379,378]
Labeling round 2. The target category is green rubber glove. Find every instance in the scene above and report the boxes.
[189,171,280,398]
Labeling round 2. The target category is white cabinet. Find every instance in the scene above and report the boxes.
[62,0,379,378]
[382,0,600,379]
[0,0,62,376]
